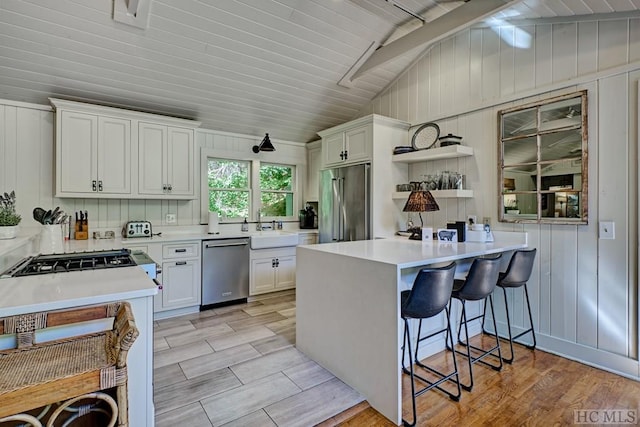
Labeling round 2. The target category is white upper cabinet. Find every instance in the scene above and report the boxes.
[138,124,194,198]
[51,98,200,200]
[56,111,131,197]
[320,121,372,168]
[305,140,321,202]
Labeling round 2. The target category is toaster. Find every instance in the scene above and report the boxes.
[123,220,152,238]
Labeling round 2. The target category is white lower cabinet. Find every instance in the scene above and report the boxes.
[298,232,318,245]
[132,241,201,314]
[250,247,296,295]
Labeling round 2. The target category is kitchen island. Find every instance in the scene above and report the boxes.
[296,233,528,425]
[0,261,157,426]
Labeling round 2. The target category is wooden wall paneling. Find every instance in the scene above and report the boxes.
[440,38,455,114]
[389,82,399,119]
[628,71,640,359]
[379,90,390,117]
[535,23,553,88]
[481,28,500,103]
[469,29,483,105]
[397,73,409,122]
[416,55,430,123]
[407,66,418,124]
[578,21,599,76]
[575,81,599,348]
[429,45,442,118]
[103,199,122,228]
[499,25,515,98]
[552,23,578,82]
[39,110,54,217]
[514,25,536,94]
[537,224,552,336]
[454,31,471,113]
[598,19,631,71]
[549,226,578,342]
[0,106,4,192]
[597,74,630,355]
[16,108,41,219]
[3,106,17,194]
[630,19,640,63]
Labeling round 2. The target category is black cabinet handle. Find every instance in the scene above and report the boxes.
[339,151,344,160]
[168,184,172,192]
[98,180,103,191]
[176,261,187,266]
[92,180,97,191]
[175,248,187,253]
[344,150,348,159]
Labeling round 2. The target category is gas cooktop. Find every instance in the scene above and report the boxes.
[1,249,137,278]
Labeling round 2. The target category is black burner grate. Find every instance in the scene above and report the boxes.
[6,249,136,277]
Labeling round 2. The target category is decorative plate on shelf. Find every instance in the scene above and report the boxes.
[411,122,440,150]
[393,146,415,155]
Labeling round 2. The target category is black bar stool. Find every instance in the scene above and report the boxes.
[448,255,503,391]
[483,248,537,363]
[401,262,460,427]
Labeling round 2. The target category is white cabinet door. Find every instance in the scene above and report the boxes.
[138,122,166,195]
[344,125,371,164]
[161,260,200,309]
[275,255,296,290]
[323,132,345,168]
[58,111,98,195]
[138,123,195,198]
[166,127,194,197]
[306,143,321,202]
[250,257,276,294]
[97,116,131,194]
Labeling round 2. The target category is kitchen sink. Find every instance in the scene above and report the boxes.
[250,231,299,249]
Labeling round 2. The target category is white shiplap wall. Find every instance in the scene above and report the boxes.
[0,101,307,232]
[359,17,640,375]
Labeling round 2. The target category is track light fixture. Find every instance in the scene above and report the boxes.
[252,133,275,153]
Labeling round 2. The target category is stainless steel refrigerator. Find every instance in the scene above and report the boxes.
[319,163,371,243]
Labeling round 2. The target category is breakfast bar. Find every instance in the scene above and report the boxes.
[296,233,528,425]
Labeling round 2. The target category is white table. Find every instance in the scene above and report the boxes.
[296,233,528,425]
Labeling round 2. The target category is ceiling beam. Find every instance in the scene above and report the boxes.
[350,0,520,80]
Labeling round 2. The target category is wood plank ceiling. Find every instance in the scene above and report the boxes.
[0,0,639,143]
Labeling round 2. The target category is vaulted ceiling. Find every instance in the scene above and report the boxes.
[1,0,639,143]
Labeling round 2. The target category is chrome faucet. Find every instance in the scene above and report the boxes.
[256,209,262,231]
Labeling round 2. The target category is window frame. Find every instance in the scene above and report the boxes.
[498,90,588,225]
[200,150,299,224]
[259,162,296,220]
[204,157,251,221]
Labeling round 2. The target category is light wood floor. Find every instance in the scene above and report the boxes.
[154,291,640,426]
[327,335,640,426]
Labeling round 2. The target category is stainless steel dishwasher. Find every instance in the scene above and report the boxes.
[201,237,250,308]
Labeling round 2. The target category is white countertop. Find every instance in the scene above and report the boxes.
[0,266,157,317]
[299,232,528,269]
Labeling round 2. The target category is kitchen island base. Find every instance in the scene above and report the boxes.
[296,235,527,425]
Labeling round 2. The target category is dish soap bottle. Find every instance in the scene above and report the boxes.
[241,217,249,232]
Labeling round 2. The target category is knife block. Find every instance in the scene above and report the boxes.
[74,221,88,240]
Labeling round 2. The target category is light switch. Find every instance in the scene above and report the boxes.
[599,221,615,239]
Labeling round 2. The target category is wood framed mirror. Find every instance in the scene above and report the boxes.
[498,90,588,224]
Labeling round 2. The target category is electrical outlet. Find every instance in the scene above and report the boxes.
[599,221,615,239]
[467,215,477,226]
[165,213,176,224]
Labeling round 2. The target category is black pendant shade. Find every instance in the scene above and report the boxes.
[252,133,275,153]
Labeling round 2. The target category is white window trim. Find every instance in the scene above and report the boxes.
[200,149,299,224]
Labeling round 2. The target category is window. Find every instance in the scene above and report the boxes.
[206,159,250,219]
[498,90,588,224]
[260,163,295,217]
[201,152,298,222]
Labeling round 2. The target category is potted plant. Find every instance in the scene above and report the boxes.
[0,190,21,239]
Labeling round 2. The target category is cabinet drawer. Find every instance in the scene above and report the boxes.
[163,242,199,259]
